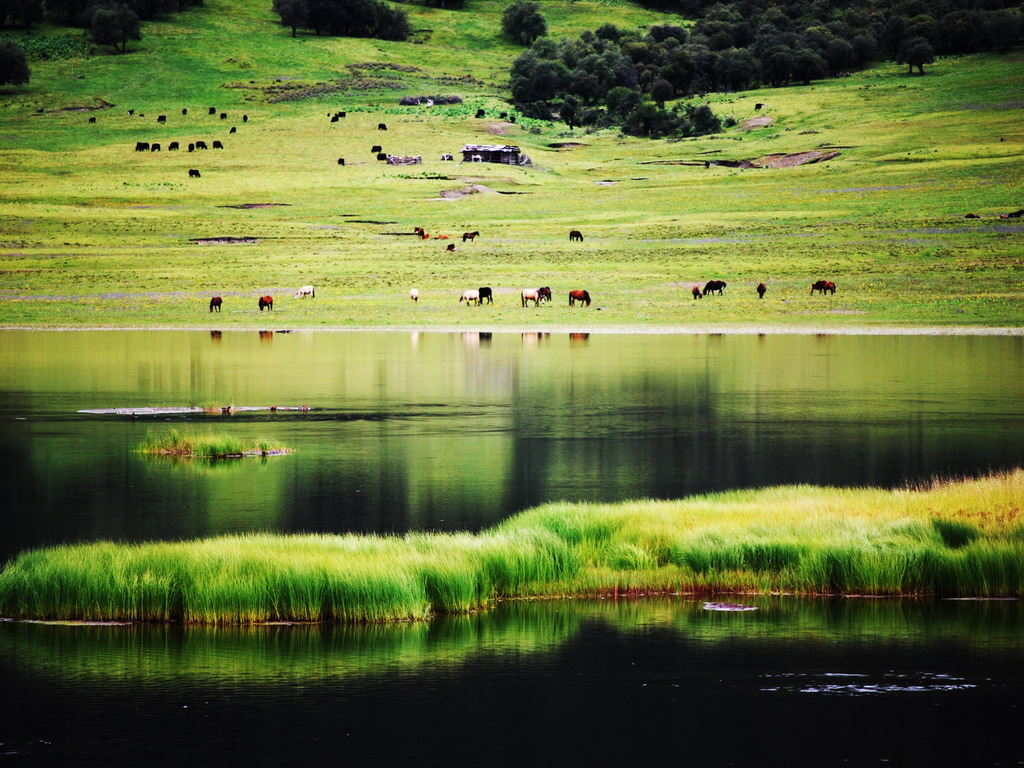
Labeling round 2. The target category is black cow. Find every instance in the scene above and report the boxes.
[371,145,382,153]
[703,280,727,295]
[127,109,135,116]
[755,102,764,111]
[475,108,485,118]
[229,126,236,133]
[150,143,161,152]
[220,112,227,120]
[756,282,767,299]
[181,108,188,115]
[378,123,387,130]
[209,107,217,115]
[499,112,507,119]
[376,152,387,161]
[188,143,195,152]
[188,169,201,177]
[88,116,96,123]
[478,286,493,304]
[243,115,248,122]
[195,140,208,149]
[157,115,166,123]
[337,158,345,165]
[168,141,180,151]
[135,142,149,151]
[331,115,339,122]
[212,140,223,149]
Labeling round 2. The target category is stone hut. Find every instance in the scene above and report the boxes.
[460,144,530,165]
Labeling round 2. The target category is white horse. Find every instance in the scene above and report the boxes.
[460,289,480,306]
[294,285,315,299]
[410,288,419,302]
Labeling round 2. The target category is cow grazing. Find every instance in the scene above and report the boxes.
[499,112,507,119]
[965,213,980,218]
[569,229,584,242]
[294,285,315,299]
[127,109,135,116]
[229,126,236,134]
[378,123,387,130]
[209,107,217,115]
[475,108,485,118]
[446,243,456,252]
[376,153,387,161]
[220,113,227,120]
[756,282,767,299]
[692,285,702,299]
[209,296,222,312]
[195,140,208,149]
[755,102,764,111]
[150,143,161,152]
[259,295,273,311]
[181,108,188,115]
[243,115,248,122]
[188,143,195,152]
[212,140,223,149]
[157,115,166,123]
[88,116,96,123]
[188,169,201,178]
[410,288,419,302]
[331,115,340,123]
[135,142,149,152]
[168,142,179,151]
[371,145,382,153]
[337,158,345,165]
[478,286,493,304]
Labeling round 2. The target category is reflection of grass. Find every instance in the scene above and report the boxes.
[138,429,290,458]
[1,471,1022,623]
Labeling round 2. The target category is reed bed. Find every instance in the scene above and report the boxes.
[1,471,1022,623]
[138,430,290,459]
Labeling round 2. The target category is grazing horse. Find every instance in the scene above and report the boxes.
[460,289,480,305]
[294,285,315,299]
[703,280,727,296]
[410,288,419,302]
[810,280,836,295]
[756,282,767,299]
[569,289,592,307]
[692,285,703,300]
[463,231,480,242]
[478,286,493,304]
[521,288,541,307]
[569,229,584,242]
[259,295,273,311]
[537,286,552,303]
[209,296,222,312]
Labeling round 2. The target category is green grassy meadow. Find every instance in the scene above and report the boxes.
[1,470,1021,623]
[0,0,1022,329]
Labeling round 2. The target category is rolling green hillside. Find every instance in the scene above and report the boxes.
[1,0,1022,329]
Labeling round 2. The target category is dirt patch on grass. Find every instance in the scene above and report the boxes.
[739,115,774,130]
[548,142,587,149]
[438,184,498,199]
[220,203,292,209]
[751,150,841,168]
[190,237,259,244]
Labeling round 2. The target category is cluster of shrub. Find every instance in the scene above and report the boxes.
[504,0,1022,135]
[271,0,410,40]
[398,94,463,105]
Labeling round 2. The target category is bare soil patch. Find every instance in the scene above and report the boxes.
[189,236,259,244]
[739,115,774,130]
[220,203,291,209]
[438,184,498,199]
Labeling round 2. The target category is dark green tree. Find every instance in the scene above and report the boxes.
[650,77,674,107]
[901,35,935,73]
[89,2,141,52]
[1,0,43,29]
[501,0,546,45]
[272,0,307,36]
[0,39,30,84]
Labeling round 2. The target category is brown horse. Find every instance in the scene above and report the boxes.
[810,280,836,295]
[258,295,273,311]
[756,282,767,299]
[209,296,222,312]
[569,289,591,307]
[569,230,584,242]
[463,231,480,242]
[538,286,552,303]
[692,285,702,300]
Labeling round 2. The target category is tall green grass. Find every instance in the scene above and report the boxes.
[138,429,290,458]
[1,470,1022,623]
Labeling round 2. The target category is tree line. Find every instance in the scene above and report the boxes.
[271,0,410,39]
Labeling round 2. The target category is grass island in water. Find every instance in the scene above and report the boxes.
[1,470,1021,624]
[138,430,291,459]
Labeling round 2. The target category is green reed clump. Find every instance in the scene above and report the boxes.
[138,430,289,459]
[2,471,1022,623]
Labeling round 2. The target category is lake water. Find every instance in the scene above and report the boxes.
[1,330,1022,765]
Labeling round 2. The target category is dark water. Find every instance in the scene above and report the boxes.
[1,598,1022,767]
[1,330,1023,766]
[1,331,1022,561]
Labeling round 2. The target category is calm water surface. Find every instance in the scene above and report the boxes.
[1,330,1022,765]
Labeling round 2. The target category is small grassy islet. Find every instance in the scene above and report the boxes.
[138,429,291,458]
[1,469,1021,624]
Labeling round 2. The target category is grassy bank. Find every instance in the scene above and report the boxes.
[0,0,1022,329]
[1,470,1021,623]
[138,429,290,458]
